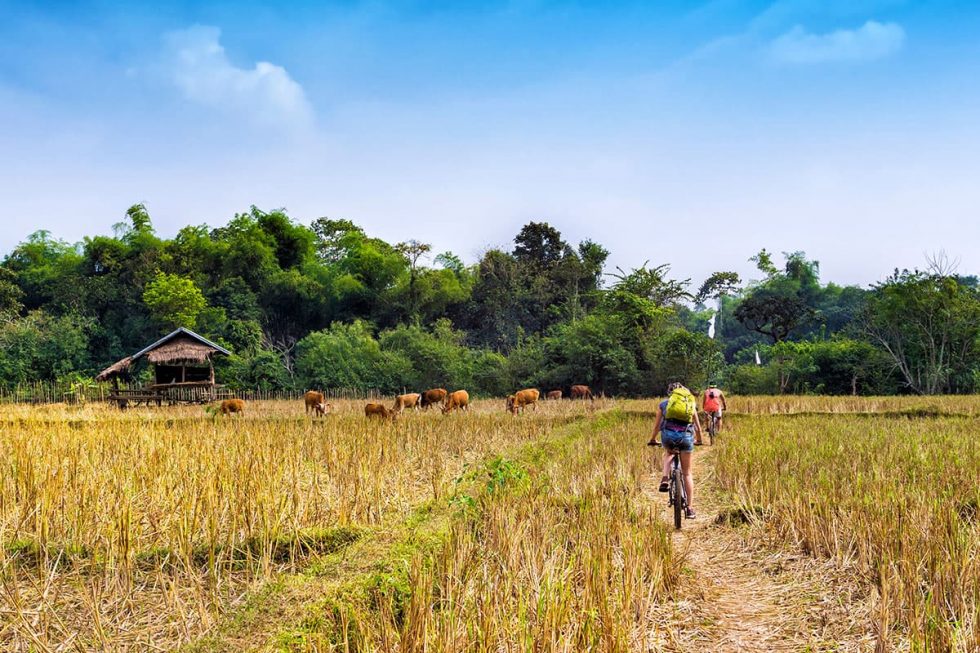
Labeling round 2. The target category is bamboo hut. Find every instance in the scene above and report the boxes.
[97,328,231,408]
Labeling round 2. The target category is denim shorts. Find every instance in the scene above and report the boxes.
[661,428,694,452]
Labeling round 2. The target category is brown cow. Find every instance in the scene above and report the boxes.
[220,398,246,416]
[570,385,594,401]
[441,390,469,414]
[546,390,562,400]
[365,402,397,421]
[392,392,421,413]
[421,388,448,410]
[304,390,330,417]
[506,388,540,415]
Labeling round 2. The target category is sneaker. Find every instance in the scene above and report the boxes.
[685,507,697,519]
[658,477,669,493]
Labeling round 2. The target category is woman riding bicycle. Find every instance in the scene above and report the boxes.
[648,382,703,519]
[702,383,727,433]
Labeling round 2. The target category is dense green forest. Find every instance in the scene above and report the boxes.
[1,204,977,396]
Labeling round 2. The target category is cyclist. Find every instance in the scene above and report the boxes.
[702,383,727,433]
[648,382,703,519]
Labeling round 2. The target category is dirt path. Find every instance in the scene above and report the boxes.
[644,448,879,652]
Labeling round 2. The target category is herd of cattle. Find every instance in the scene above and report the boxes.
[216,384,594,420]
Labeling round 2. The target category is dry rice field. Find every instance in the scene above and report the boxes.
[1,395,979,651]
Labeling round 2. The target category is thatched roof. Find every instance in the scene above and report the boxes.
[95,356,133,382]
[96,328,231,380]
[145,336,220,365]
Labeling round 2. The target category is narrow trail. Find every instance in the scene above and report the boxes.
[643,445,878,653]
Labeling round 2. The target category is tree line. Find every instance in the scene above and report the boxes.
[1,204,977,396]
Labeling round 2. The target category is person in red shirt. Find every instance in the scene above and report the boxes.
[702,384,727,432]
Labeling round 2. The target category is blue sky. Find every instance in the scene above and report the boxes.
[1,0,978,286]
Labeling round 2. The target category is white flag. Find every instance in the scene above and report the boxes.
[707,314,716,339]
[755,349,762,366]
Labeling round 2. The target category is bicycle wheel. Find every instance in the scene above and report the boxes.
[709,416,717,445]
[672,466,683,529]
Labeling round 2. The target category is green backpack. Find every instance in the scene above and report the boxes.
[665,386,696,423]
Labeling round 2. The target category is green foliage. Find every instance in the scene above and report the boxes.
[535,315,640,395]
[142,272,208,329]
[222,347,294,391]
[734,285,811,343]
[608,263,690,308]
[378,320,470,390]
[4,231,84,311]
[0,312,92,385]
[124,203,154,236]
[468,350,509,397]
[862,270,980,394]
[726,363,779,395]
[749,248,779,277]
[433,251,464,275]
[295,321,410,393]
[0,267,23,314]
[513,221,565,269]
[256,208,316,270]
[649,330,721,392]
[483,457,529,495]
[221,319,265,352]
[0,205,977,396]
[694,271,741,305]
[464,223,607,350]
[730,338,893,395]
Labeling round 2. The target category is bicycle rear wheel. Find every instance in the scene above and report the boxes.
[672,467,683,529]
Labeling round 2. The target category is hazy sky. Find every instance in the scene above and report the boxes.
[1,0,978,287]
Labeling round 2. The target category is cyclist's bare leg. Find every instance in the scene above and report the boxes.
[679,451,694,507]
[662,451,675,479]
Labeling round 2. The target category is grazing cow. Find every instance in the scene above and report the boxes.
[392,392,421,413]
[441,390,469,414]
[546,390,562,400]
[506,388,540,415]
[365,402,397,421]
[570,385,594,401]
[421,388,448,410]
[304,391,330,417]
[220,398,246,416]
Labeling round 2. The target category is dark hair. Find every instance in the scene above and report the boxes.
[667,381,683,393]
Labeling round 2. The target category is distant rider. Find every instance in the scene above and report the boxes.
[648,382,703,519]
[702,383,727,432]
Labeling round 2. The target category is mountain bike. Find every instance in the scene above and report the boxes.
[666,446,688,529]
[650,442,689,530]
[705,411,719,445]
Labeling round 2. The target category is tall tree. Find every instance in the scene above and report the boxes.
[395,239,432,324]
[513,221,565,269]
[862,270,980,394]
[733,287,811,343]
[143,272,208,330]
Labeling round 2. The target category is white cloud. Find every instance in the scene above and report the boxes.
[163,25,314,130]
[751,0,905,32]
[769,20,905,64]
